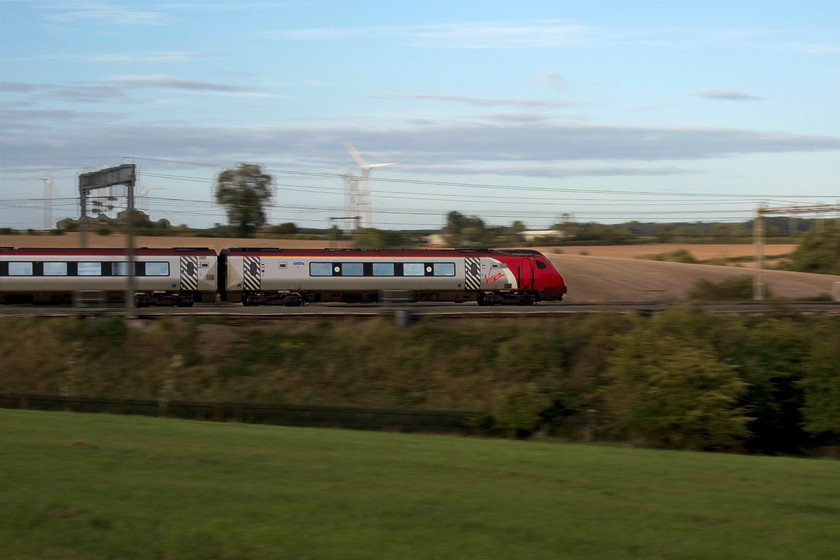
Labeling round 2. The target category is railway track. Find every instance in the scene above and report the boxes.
[1,300,838,318]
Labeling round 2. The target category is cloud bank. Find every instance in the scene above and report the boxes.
[2,117,836,178]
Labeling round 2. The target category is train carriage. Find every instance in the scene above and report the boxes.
[1,246,566,307]
[220,248,566,306]
[0,247,218,306]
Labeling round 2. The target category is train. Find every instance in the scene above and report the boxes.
[0,246,567,307]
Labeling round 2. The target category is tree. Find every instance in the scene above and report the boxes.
[443,211,488,246]
[787,221,840,275]
[552,213,578,239]
[506,220,526,243]
[461,216,486,245]
[214,163,273,238]
[800,317,840,438]
[267,222,298,235]
[117,208,153,229]
[443,211,468,245]
[356,228,408,249]
[601,321,750,451]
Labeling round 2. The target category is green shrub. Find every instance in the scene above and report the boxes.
[492,384,551,438]
[688,276,768,300]
[639,249,697,263]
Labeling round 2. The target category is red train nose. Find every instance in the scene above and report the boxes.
[539,274,567,301]
[546,283,567,301]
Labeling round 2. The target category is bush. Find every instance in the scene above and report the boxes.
[639,249,697,263]
[3,314,839,454]
[601,324,750,451]
[787,222,840,275]
[492,385,551,438]
[688,276,768,301]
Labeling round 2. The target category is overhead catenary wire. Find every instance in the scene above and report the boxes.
[2,156,837,230]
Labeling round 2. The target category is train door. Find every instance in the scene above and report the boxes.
[180,255,199,292]
[519,258,534,290]
[243,256,262,291]
[465,257,482,291]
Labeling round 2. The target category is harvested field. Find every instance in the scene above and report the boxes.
[0,233,352,253]
[2,235,836,303]
[543,243,796,261]
[545,253,840,303]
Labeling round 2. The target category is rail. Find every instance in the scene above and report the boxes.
[1,300,839,319]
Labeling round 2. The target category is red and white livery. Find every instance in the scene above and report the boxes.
[220,248,566,306]
[1,246,566,306]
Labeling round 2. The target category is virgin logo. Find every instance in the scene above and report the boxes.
[484,271,504,286]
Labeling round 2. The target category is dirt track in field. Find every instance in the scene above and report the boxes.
[3,235,837,303]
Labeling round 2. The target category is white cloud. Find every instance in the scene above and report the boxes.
[112,75,261,93]
[695,90,766,102]
[2,120,836,174]
[369,94,575,110]
[409,20,593,49]
[41,1,168,25]
[273,19,594,49]
[0,75,276,106]
[399,163,697,178]
[784,42,840,54]
[85,51,219,62]
[533,71,572,92]
[0,82,44,93]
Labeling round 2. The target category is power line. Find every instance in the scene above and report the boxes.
[3,156,836,229]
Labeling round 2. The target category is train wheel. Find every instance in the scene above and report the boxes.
[284,294,303,306]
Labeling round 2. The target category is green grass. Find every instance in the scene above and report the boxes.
[1,410,838,560]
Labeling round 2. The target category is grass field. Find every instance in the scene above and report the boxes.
[2,410,838,559]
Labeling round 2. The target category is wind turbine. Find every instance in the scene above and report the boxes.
[25,176,57,229]
[342,143,395,230]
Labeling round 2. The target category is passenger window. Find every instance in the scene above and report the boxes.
[310,262,332,276]
[43,262,68,276]
[372,262,395,276]
[78,262,101,276]
[146,262,169,276]
[403,262,424,276]
[342,262,364,276]
[433,262,455,276]
[112,262,133,276]
[9,262,33,276]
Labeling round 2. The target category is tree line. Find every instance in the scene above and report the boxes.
[18,162,838,276]
[2,310,838,455]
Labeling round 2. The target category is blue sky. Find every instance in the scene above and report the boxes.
[1,0,838,231]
